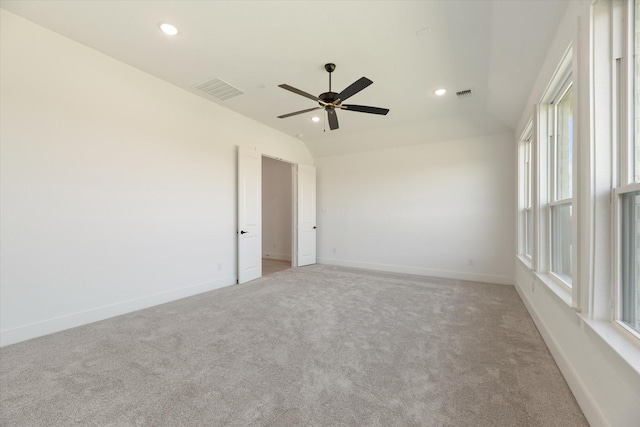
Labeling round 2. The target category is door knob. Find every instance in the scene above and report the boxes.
[240,230,248,234]
[313,226,317,229]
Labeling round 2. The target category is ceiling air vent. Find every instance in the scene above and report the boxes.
[193,77,244,101]
[456,89,473,99]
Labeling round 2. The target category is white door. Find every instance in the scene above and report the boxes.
[237,147,262,283]
[297,164,316,266]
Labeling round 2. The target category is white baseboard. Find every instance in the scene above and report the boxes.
[514,282,608,427]
[317,257,514,285]
[262,252,291,261]
[0,276,236,347]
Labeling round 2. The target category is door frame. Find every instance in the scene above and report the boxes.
[238,147,309,283]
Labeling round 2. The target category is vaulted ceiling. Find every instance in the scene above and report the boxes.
[1,0,569,157]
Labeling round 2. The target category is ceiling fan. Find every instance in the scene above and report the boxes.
[277,63,389,130]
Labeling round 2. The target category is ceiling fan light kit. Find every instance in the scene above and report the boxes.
[278,63,389,131]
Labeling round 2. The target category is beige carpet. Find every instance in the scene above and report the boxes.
[0,264,587,426]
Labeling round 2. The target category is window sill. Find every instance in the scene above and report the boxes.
[516,256,573,308]
[516,254,533,270]
[580,315,640,376]
[534,271,573,308]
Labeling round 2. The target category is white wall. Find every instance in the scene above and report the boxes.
[0,10,313,346]
[316,132,515,285]
[514,1,640,426]
[262,156,292,261]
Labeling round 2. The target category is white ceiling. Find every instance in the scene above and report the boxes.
[0,0,569,157]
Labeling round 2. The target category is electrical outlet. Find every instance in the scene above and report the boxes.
[468,259,474,266]
[217,263,222,271]
[332,248,337,254]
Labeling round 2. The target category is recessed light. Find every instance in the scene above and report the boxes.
[434,88,447,96]
[159,23,178,36]
[311,116,320,122]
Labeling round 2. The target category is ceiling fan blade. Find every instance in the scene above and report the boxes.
[278,84,320,102]
[327,109,339,130]
[342,104,389,115]
[337,77,373,103]
[278,106,322,119]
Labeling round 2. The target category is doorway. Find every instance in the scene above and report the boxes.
[261,156,293,275]
[237,146,316,284]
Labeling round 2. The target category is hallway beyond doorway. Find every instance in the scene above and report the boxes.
[262,258,290,275]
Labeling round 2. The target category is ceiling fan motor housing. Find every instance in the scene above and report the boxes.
[319,91,339,107]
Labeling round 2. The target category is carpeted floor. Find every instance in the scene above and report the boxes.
[0,264,588,426]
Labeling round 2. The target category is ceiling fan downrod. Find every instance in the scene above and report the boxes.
[325,63,336,92]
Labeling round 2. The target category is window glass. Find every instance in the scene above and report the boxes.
[525,139,532,207]
[555,86,573,200]
[526,209,533,257]
[621,191,640,334]
[549,82,573,287]
[635,0,640,182]
[551,203,572,284]
[524,138,533,258]
[617,0,640,337]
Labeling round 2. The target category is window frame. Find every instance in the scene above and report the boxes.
[612,0,640,340]
[525,138,534,259]
[614,183,640,339]
[547,75,575,289]
[518,120,534,265]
